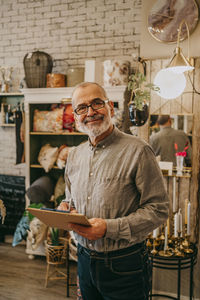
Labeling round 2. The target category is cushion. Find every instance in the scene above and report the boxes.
[12,215,30,247]
[38,144,59,172]
[33,107,64,132]
[63,104,75,132]
[56,145,71,169]
[26,176,55,205]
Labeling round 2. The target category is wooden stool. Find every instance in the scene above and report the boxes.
[45,240,67,288]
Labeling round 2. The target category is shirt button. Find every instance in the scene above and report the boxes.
[102,145,105,149]
[89,243,92,247]
[89,172,93,176]
[87,196,91,200]
[95,150,98,154]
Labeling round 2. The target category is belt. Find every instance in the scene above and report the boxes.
[78,242,145,259]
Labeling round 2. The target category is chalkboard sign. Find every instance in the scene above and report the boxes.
[0,175,25,242]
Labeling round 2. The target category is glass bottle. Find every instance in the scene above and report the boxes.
[0,103,5,124]
[5,105,14,124]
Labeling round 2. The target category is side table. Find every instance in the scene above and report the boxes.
[149,245,197,300]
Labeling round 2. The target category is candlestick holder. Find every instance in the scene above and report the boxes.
[159,248,173,257]
[183,234,193,254]
[159,232,165,241]
[146,234,152,250]
[174,231,184,257]
[159,235,173,257]
[151,238,158,255]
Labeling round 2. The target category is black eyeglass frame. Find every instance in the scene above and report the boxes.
[74,98,109,115]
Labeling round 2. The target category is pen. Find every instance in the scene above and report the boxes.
[62,198,72,211]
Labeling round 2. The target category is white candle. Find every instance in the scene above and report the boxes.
[187,202,191,235]
[178,208,182,237]
[172,177,176,213]
[164,225,168,251]
[185,199,188,225]
[153,227,159,239]
[174,213,178,237]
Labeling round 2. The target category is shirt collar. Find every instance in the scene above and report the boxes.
[88,126,121,150]
[160,126,171,131]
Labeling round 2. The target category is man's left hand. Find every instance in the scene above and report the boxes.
[68,218,107,241]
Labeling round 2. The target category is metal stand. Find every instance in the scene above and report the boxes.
[149,245,197,300]
[66,238,77,297]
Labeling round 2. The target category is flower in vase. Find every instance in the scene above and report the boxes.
[175,151,187,157]
[174,142,189,157]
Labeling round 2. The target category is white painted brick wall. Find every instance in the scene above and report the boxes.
[0,0,141,177]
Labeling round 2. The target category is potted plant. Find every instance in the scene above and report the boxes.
[127,72,159,126]
[45,227,66,263]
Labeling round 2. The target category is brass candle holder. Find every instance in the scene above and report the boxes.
[159,236,173,257]
[159,248,173,257]
[182,225,193,254]
[183,234,193,254]
[151,238,158,255]
[146,234,152,250]
[174,231,184,257]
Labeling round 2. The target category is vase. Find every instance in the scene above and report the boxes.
[128,102,149,127]
[176,155,184,176]
[66,67,84,87]
[23,50,53,88]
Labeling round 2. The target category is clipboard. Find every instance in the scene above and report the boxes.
[27,207,91,230]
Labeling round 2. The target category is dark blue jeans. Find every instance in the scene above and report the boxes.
[77,242,152,300]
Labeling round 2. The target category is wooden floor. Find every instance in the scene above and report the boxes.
[0,242,174,300]
[0,242,77,300]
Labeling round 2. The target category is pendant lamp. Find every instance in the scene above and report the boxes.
[166,20,194,74]
[154,20,194,100]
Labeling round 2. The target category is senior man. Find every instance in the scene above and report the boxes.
[59,82,169,300]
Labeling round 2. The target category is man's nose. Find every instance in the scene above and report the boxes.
[87,105,96,116]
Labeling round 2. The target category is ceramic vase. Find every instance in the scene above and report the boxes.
[128,102,149,127]
[176,155,184,176]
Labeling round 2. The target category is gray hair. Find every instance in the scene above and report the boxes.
[71,82,108,107]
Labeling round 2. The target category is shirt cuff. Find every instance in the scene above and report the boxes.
[105,219,120,239]
[105,218,133,241]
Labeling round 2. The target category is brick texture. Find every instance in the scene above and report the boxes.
[0,0,141,176]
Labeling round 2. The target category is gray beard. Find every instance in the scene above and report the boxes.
[77,114,112,138]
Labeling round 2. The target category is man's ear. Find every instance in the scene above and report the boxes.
[108,101,114,117]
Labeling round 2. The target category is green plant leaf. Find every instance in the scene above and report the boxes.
[24,203,43,222]
[50,227,60,246]
[127,72,159,110]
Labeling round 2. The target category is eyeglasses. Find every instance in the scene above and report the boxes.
[74,98,109,115]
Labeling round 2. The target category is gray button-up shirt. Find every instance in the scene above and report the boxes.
[65,127,169,252]
[149,126,192,166]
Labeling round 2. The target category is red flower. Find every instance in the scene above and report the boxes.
[176,151,186,157]
[174,142,188,157]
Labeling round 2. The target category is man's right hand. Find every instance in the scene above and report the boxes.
[57,201,77,213]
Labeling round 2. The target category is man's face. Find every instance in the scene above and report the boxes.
[73,84,114,138]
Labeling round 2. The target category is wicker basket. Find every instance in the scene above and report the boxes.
[23,50,53,88]
[45,242,66,265]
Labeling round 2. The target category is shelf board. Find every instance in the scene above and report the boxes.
[30,131,87,136]
[30,164,64,170]
[0,123,15,127]
[0,92,23,96]
[162,173,191,178]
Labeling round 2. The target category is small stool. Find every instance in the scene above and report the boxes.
[45,240,67,288]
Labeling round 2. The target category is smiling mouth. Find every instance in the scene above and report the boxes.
[84,116,104,124]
